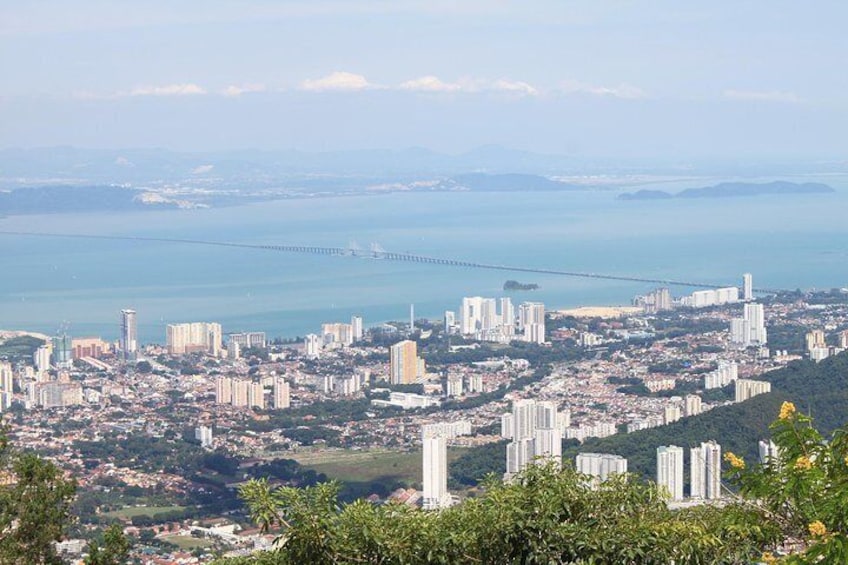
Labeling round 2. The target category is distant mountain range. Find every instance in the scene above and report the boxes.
[0,172,588,216]
[3,147,848,190]
[437,173,581,192]
[0,146,583,186]
[0,177,838,217]
[618,181,835,200]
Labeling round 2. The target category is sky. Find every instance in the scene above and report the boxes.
[1,1,847,159]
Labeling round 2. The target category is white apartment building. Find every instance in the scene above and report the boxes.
[734,379,771,402]
[691,441,722,500]
[166,322,223,356]
[421,425,451,510]
[575,453,628,483]
[657,445,685,501]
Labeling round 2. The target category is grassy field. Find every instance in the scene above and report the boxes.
[294,448,468,485]
[103,505,185,520]
[161,535,214,550]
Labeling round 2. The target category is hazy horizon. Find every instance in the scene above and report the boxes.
[2,1,847,159]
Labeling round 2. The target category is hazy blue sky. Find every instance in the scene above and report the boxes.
[2,1,846,158]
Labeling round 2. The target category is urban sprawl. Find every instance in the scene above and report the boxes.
[2,273,848,562]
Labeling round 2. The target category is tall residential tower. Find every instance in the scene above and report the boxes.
[421,424,451,510]
[120,309,138,360]
[656,445,684,501]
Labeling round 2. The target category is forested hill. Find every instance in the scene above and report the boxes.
[572,352,848,480]
[450,352,848,484]
[618,180,835,200]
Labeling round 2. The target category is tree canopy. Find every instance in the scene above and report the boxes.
[215,402,848,564]
[0,431,77,564]
[215,465,776,564]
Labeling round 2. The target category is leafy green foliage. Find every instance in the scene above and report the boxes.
[0,431,77,564]
[727,402,848,562]
[74,435,239,476]
[577,353,848,480]
[449,440,507,487]
[244,398,400,432]
[451,352,848,490]
[217,464,776,564]
[84,524,131,565]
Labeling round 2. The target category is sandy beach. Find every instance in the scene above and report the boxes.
[553,306,644,319]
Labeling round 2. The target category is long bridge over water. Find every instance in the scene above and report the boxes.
[0,230,780,294]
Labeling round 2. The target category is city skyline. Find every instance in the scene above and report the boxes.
[2,2,847,561]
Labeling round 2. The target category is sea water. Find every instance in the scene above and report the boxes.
[1,180,846,344]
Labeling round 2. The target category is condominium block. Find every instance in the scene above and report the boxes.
[731,304,767,347]
[704,361,738,389]
[445,374,463,397]
[422,425,451,510]
[166,322,223,356]
[734,379,771,402]
[120,309,138,359]
[657,445,685,501]
[351,316,364,342]
[229,332,267,349]
[689,287,739,308]
[575,453,628,483]
[663,404,682,425]
[248,381,265,410]
[519,302,545,344]
[215,376,233,404]
[684,394,702,417]
[195,425,213,449]
[691,441,722,500]
[231,379,249,407]
[742,273,753,302]
[71,337,110,359]
[461,296,497,335]
[443,311,457,334]
[504,399,562,477]
[390,340,419,385]
[273,377,290,409]
[322,323,354,347]
[304,334,322,358]
[34,345,51,375]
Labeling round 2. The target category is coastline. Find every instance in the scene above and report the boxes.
[553,306,644,319]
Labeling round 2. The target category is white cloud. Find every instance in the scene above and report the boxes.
[399,75,463,92]
[722,89,799,103]
[398,76,539,96]
[491,79,539,96]
[221,83,266,97]
[560,80,646,99]
[191,164,214,174]
[300,71,373,92]
[129,83,207,97]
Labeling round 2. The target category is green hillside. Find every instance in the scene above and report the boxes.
[451,352,848,483]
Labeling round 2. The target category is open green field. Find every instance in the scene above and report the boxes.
[294,448,467,485]
[161,535,214,550]
[103,505,185,520]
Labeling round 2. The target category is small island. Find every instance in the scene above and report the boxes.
[618,180,835,201]
[503,280,540,291]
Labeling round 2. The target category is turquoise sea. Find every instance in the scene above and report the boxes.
[1,176,847,344]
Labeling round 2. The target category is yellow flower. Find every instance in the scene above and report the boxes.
[778,401,796,420]
[724,452,745,470]
[761,551,777,564]
[808,520,827,537]
[844,455,848,467]
[795,456,813,471]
